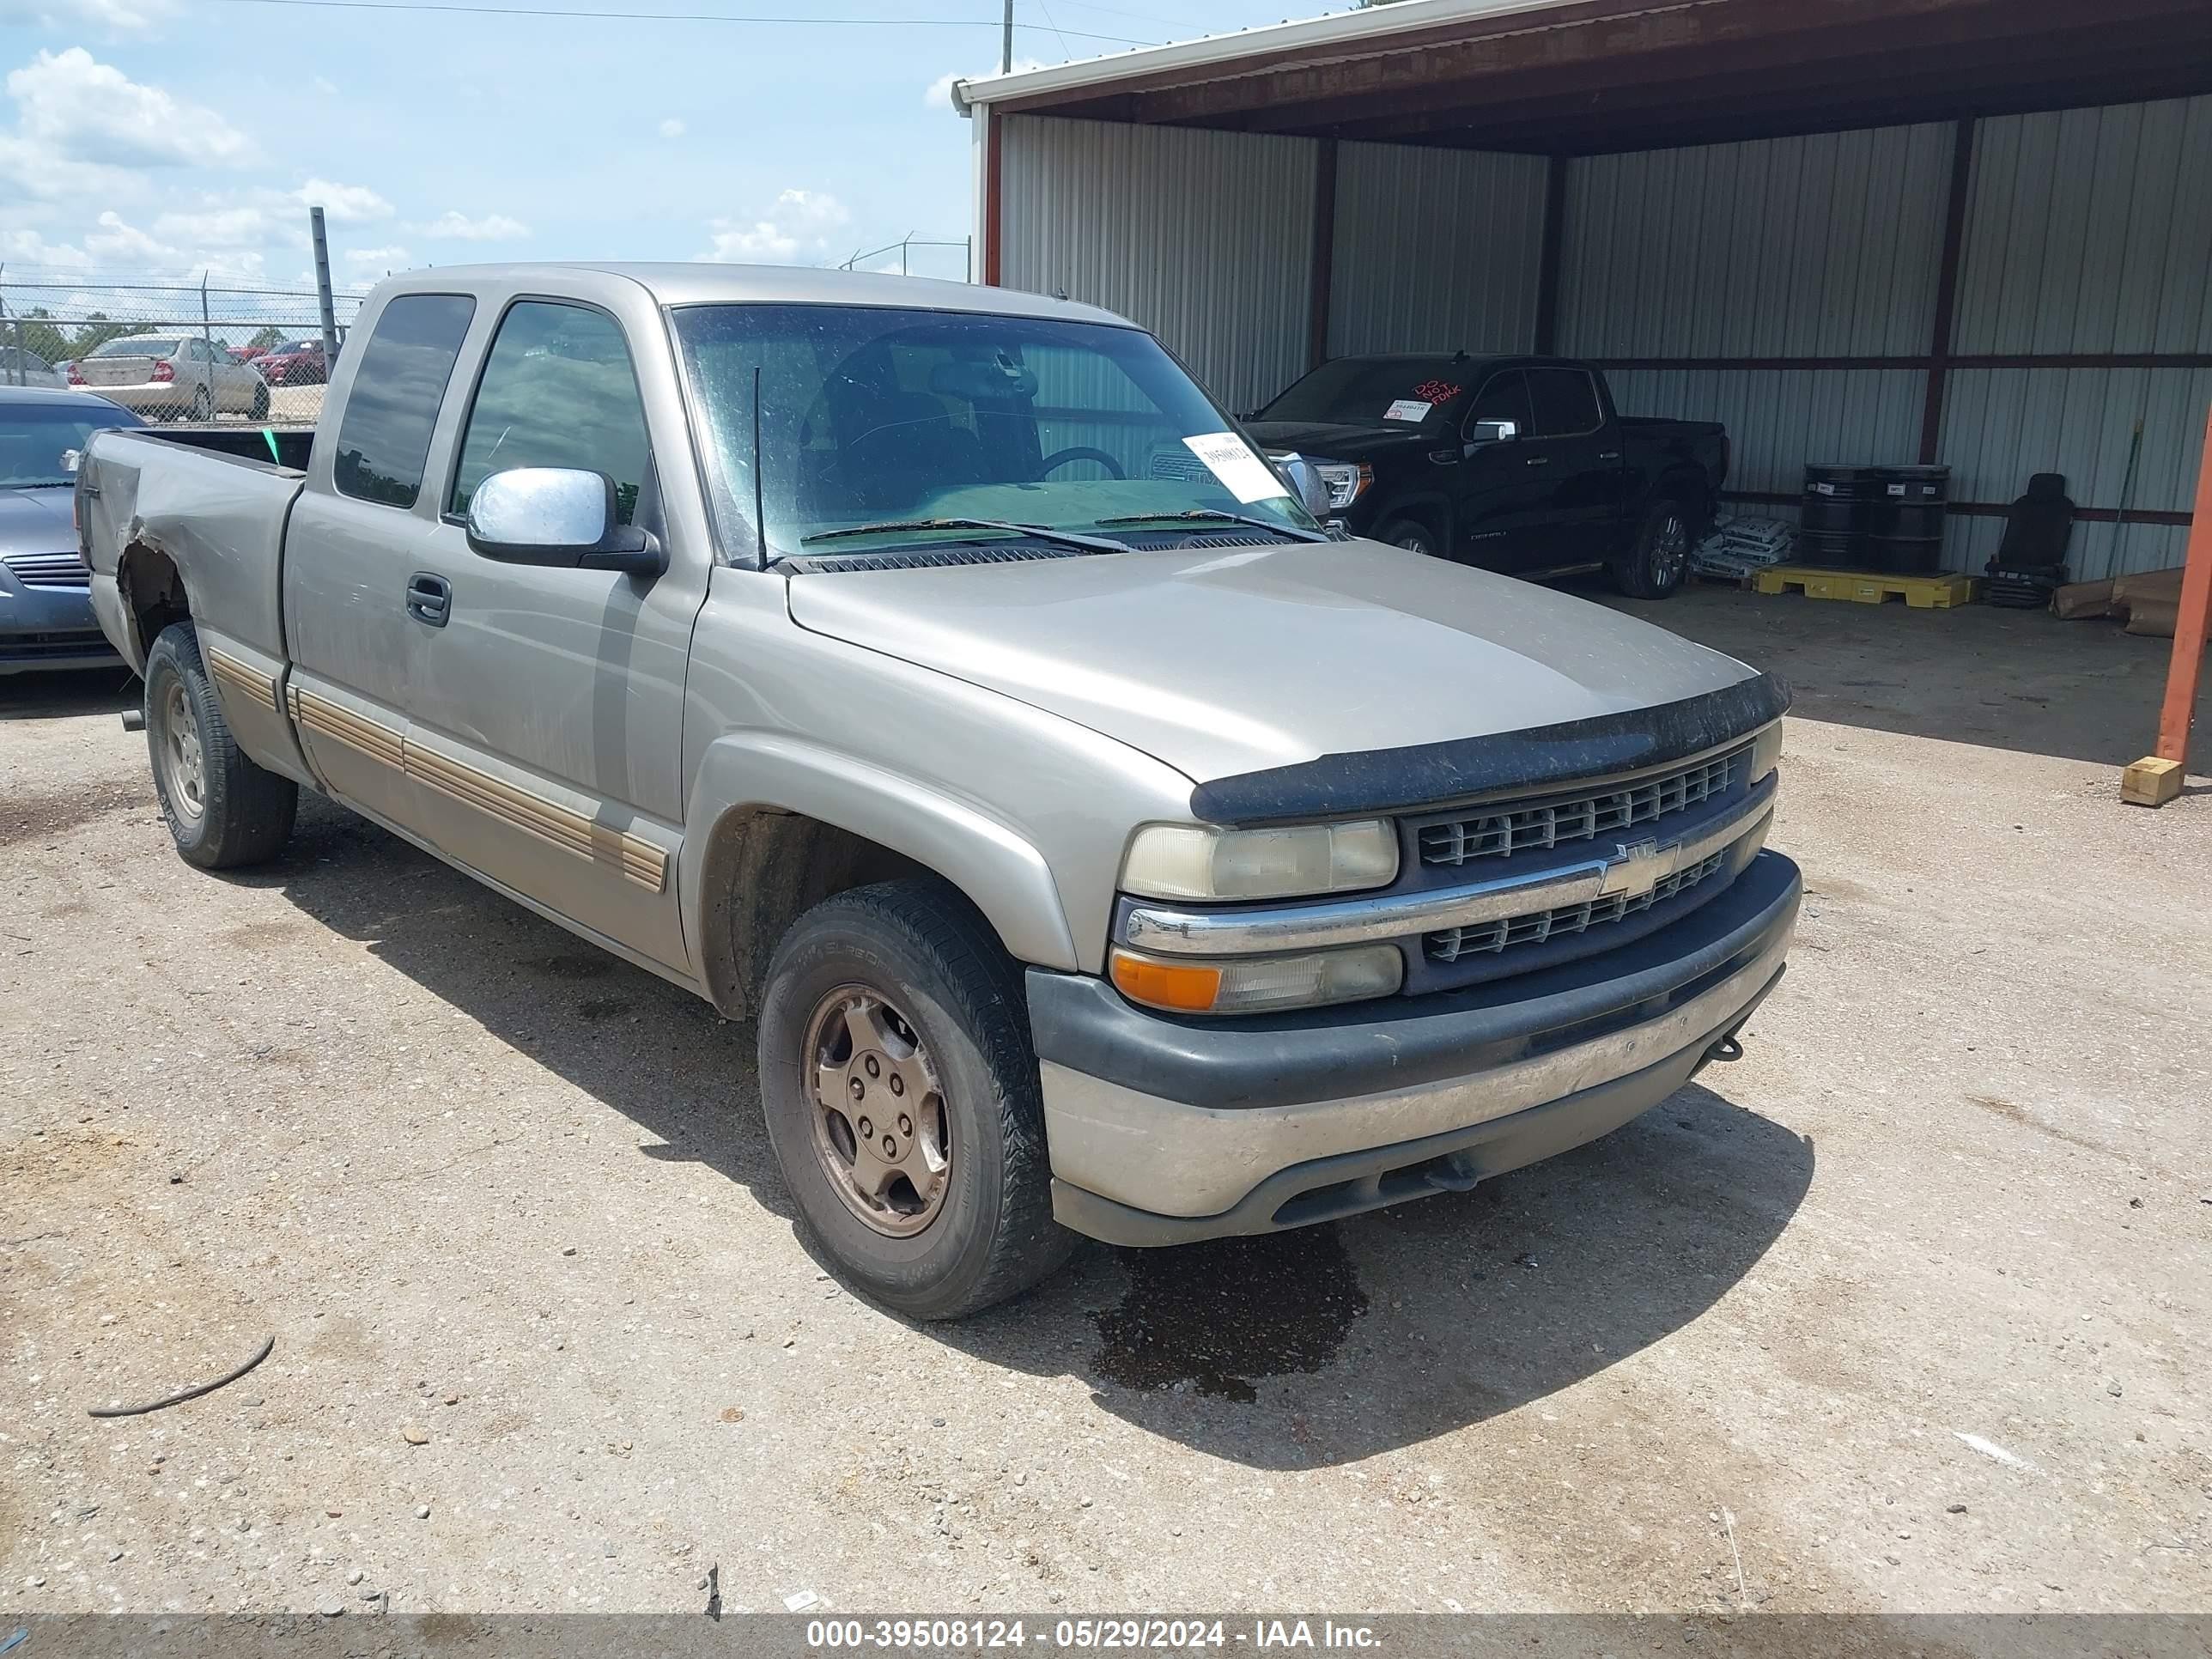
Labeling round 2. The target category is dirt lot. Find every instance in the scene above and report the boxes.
[3,590,2209,1620]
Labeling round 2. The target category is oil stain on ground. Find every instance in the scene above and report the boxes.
[1091,1229,1368,1402]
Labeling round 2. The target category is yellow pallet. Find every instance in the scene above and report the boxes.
[1752,564,1977,609]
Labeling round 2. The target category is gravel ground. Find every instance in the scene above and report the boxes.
[3,595,2209,1620]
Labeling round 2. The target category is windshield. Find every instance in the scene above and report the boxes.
[0,401,143,487]
[92,337,180,358]
[1258,357,1475,428]
[671,304,1317,561]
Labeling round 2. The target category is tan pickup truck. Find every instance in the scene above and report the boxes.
[80,262,1799,1318]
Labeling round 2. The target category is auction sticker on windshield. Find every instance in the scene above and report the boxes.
[1383,398,1432,423]
[1182,432,1291,504]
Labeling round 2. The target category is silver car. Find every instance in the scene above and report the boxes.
[0,346,68,390]
[71,332,270,422]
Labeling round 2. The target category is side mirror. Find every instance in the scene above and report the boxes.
[1467,417,1518,447]
[465,466,665,576]
[1273,453,1334,521]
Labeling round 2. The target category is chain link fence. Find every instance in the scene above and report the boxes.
[0,275,369,427]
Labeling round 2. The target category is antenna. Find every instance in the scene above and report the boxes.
[752,363,769,570]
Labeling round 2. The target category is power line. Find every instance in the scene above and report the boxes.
[196,0,1155,40]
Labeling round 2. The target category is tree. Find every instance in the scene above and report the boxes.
[70,314,140,357]
[6,307,74,365]
[249,325,285,349]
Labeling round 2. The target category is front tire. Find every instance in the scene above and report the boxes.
[251,380,270,421]
[1374,517,1438,557]
[1612,498,1695,599]
[756,879,1074,1320]
[143,622,298,869]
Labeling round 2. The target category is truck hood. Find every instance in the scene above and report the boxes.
[1244,419,1438,464]
[0,486,74,557]
[785,540,1759,787]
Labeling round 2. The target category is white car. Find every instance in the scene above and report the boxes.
[0,346,68,389]
[71,333,270,422]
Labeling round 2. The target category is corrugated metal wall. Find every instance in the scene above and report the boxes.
[1560,125,1954,356]
[1327,142,1547,360]
[1939,97,2212,577]
[991,94,2210,580]
[996,113,1317,416]
[1552,98,2212,578]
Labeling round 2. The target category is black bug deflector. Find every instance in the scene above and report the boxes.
[1188,672,1790,827]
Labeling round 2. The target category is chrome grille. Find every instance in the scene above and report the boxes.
[1417,750,1739,866]
[1425,849,1729,963]
[3,551,89,588]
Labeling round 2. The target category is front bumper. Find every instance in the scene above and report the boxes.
[1,573,120,674]
[1030,848,1800,1246]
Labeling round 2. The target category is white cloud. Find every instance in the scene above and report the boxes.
[658,117,684,139]
[415,210,529,241]
[296,177,392,222]
[6,47,252,169]
[152,204,277,248]
[342,245,410,275]
[701,189,850,264]
[0,0,179,35]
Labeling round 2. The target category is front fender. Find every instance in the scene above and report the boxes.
[680,730,1081,976]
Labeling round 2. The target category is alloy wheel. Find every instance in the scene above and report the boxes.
[1651,511,1689,586]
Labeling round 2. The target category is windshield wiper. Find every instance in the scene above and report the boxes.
[799,517,1133,555]
[1093,509,1330,544]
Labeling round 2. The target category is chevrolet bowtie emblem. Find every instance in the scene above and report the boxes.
[1601,836,1667,899]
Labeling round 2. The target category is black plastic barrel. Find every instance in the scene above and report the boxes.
[1872,464,1948,574]
[1800,465,1883,566]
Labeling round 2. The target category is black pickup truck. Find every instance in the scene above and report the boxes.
[1247,354,1728,599]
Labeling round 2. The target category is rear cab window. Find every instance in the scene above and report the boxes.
[447,301,652,526]
[330,295,477,507]
[1527,368,1603,438]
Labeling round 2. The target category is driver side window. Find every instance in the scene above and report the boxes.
[449,301,652,526]
[1466,369,1532,436]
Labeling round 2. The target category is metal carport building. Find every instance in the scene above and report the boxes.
[953,0,2212,580]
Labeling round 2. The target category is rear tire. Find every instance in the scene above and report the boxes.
[1375,517,1438,557]
[143,622,298,870]
[1611,497,1694,599]
[251,381,270,421]
[756,878,1074,1320]
[189,385,212,423]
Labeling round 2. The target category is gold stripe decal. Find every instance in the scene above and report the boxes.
[290,685,403,770]
[205,646,279,714]
[404,745,668,892]
[283,685,666,893]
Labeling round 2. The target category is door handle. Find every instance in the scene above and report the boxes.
[1523,455,1551,467]
[404,572,452,627]
[1597,450,1621,460]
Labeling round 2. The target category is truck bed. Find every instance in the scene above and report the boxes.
[78,425,310,678]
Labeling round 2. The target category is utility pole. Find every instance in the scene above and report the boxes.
[1001,0,1012,73]
[309,205,340,369]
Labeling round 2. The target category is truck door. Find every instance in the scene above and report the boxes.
[282,293,477,834]
[1521,367,1614,567]
[401,296,706,975]
[1450,368,1541,567]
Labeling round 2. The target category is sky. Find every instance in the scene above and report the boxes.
[0,0,1358,301]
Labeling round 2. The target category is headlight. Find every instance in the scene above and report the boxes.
[1121,819,1398,902]
[1312,462,1370,510]
[1109,944,1402,1016]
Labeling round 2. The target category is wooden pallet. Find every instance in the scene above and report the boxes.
[1752,564,1977,609]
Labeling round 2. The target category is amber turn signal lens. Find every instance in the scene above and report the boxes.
[1109,951,1222,1013]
